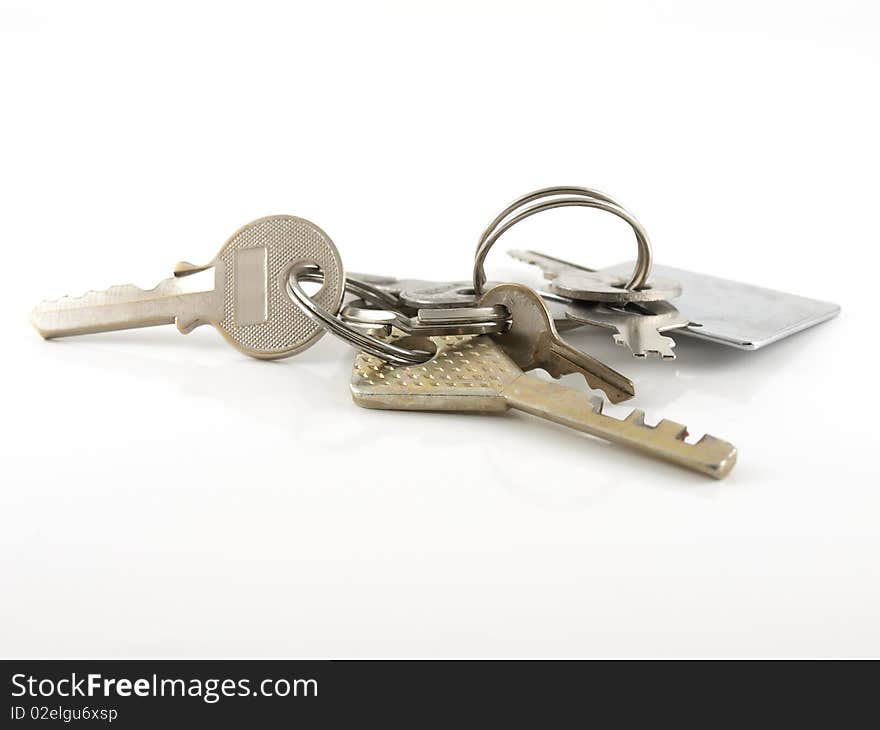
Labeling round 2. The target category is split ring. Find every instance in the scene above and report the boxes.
[288,263,436,366]
[472,186,652,295]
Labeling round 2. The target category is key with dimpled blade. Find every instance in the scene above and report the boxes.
[479,283,635,404]
[30,215,345,359]
[350,334,736,479]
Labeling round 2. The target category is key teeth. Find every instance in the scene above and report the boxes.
[628,413,737,478]
[175,316,201,334]
[625,411,688,440]
[30,272,215,318]
[655,419,689,441]
[33,284,150,309]
[657,334,678,359]
[174,260,212,277]
[507,249,559,280]
[630,347,673,359]
[625,409,645,426]
[612,335,678,360]
[31,276,202,310]
[695,433,735,450]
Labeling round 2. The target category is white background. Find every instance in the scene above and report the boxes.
[1,0,878,657]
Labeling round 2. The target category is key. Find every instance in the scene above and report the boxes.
[514,251,842,350]
[350,335,737,479]
[30,215,345,359]
[346,272,585,334]
[397,281,496,310]
[599,260,841,350]
[340,300,510,337]
[347,274,496,310]
[508,249,681,303]
[565,300,692,359]
[479,283,635,404]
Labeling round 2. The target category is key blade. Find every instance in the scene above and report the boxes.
[351,334,736,480]
[30,270,220,338]
[613,331,678,360]
[416,305,509,324]
[508,249,597,278]
[503,375,737,479]
[548,340,635,404]
[565,300,689,359]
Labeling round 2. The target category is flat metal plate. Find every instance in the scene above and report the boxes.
[601,262,841,350]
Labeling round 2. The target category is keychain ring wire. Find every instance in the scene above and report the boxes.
[472,186,652,295]
[288,263,436,366]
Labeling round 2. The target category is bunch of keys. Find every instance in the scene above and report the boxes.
[29,187,841,480]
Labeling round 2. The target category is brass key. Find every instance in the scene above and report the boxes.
[480,282,635,404]
[350,334,737,479]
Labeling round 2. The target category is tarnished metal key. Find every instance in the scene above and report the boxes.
[511,250,841,350]
[480,283,635,404]
[565,300,692,359]
[341,300,510,337]
[351,335,737,479]
[508,249,682,303]
[347,273,499,310]
[30,215,345,359]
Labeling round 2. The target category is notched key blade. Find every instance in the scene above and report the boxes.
[616,408,736,479]
[565,300,689,360]
[507,249,596,277]
[508,377,737,479]
[479,282,636,404]
[547,341,636,404]
[29,275,214,338]
[351,334,736,479]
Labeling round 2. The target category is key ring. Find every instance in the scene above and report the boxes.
[331,273,402,309]
[288,263,436,366]
[472,186,653,295]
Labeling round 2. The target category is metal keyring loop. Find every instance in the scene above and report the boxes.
[477,186,624,240]
[472,186,652,295]
[288,263,436,366]
[335,274,402,309]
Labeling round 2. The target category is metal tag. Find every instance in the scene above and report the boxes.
[601,262,841,350]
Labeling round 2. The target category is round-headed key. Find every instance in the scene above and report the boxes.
[31,215,345,359]
[508,250,681,303]
[480,283,635,403]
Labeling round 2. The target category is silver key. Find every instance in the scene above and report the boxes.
[341,300,510,337]
[398,281,495,309]
[351,334,737,479]
[479,283,635,404]
[515,252,842,350]
[565,300,692,359]
[349,273,586,337]
[509,249,682,303]
[599,260,841,350]
[346,273,434,310]
[31,215,345,359]
[348,274,495,310]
